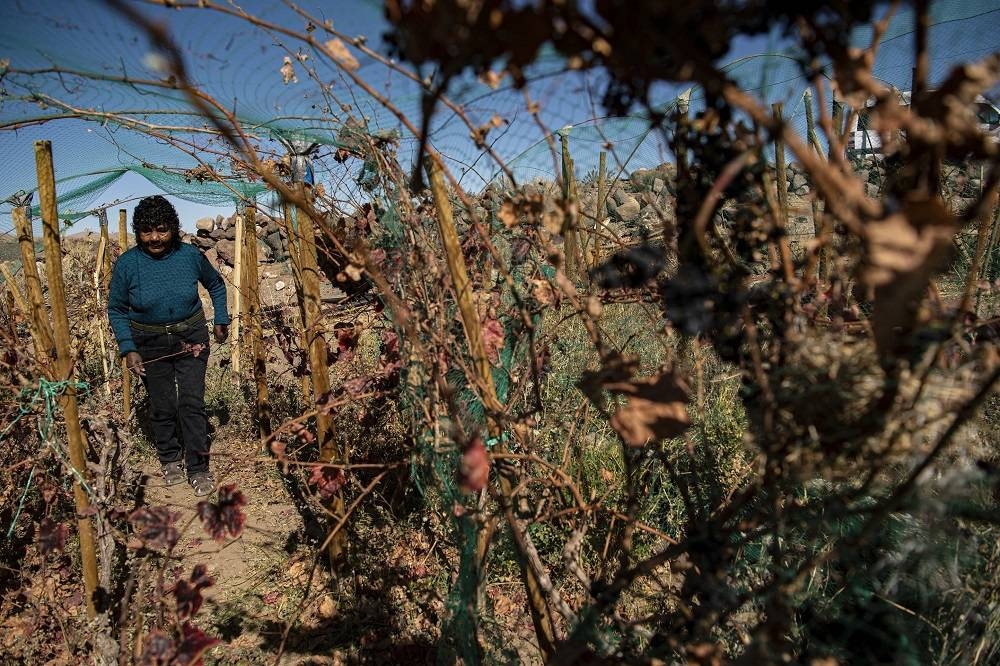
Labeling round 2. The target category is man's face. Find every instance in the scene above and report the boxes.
[138,224,173,257]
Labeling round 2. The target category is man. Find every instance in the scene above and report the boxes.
[108,195,229,496]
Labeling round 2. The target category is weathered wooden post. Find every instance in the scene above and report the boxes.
[34,139,100,618]
[594,150,607,267]
[960,172,998,316]
[279,200,311,402]
[559,128,580,279]
[230,209,244,376]
[94,210,111,395]
[118,209,132,422]
[427,156,558,660]
[0,264,26,314]
[285,180,346,565]
[802,90,828,284]
[771,102,794,283]
[12,206,55,365]
[3,286,16,339]
[242,205,271,443]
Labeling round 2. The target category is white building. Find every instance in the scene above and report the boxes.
[847,91,1000,157]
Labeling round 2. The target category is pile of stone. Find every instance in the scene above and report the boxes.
[185,213,286,268]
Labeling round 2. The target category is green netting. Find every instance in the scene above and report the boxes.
[2,0,995,226]
[1,1,997,660]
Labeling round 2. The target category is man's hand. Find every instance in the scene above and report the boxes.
[214,324,229,344]
[125,351,145,377]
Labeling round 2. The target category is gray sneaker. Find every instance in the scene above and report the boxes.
[161,461,185,486]
[189,472,216,497]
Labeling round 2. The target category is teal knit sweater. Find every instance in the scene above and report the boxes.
[108,243,230,356]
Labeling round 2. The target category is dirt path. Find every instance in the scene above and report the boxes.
[140,431,302,608]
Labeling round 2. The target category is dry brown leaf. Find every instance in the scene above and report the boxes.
[542,208,563,235]
[324,38,360,71]
[479,69,505,89]
[498,200,518,228]
[607,371,690,447]
[279,56,297,84]
[317,595,338,619]
[530,278,557,307]
[862,196,955,358]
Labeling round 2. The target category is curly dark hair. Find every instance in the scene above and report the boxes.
[132,195,181,248]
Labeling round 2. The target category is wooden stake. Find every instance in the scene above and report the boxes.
[230,211,244,376]
[242,206,271,443]
[595,150,607,267]
[560,132,580,279]
[292,185,346,565]
[118,209,131,423]
[960,180,999,316]
[771,102,795,283]
[0,263,28,319]
[825,91,846,289]
[4,286,16,339]
[35,139,100,619]
[95,210,111,395]
[279,201,311,402]
[427,157,558,661]
[802,90,828,285]
[12,206,55,365]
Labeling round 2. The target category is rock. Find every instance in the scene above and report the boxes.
[264,231,288,262]
[790,172,808,192]
[262,219,280,236]
[215,239,236,266]
[221,226,237,241]
[191,235,215,251]
[209,228,226,241]
[195,217,215,233]
[256,239,274,263]
[613,193,640,222]
[215,214,225,228]
[274,280,286,291]
[653,178,665,194]
[202,246,219,267]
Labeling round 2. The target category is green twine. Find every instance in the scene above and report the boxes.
[6,466,35,539]
[2,377,93,540]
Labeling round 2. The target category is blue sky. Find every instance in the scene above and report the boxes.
[2,0,998,235]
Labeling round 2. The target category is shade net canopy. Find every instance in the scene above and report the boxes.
[0,0,996,224]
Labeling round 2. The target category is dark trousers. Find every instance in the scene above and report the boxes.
[132,324,211,475]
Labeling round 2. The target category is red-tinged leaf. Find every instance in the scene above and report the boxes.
[129,506,180,550]
[181,341,207,358]
[40,481,58,505]
[138,630,176,666]
[270,440,287,464]
[172,564,214,620]
[343,375,370,396]
[308,465,346,500]
[482,316,504,364]
[458,436,490,494]
[291,422,315,444]
[607,371,691,447]
[381,329,400,357]
[37,518,68,555]
[335,324,358,360]
[197,485,246,542]
[175,622,220,665]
